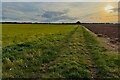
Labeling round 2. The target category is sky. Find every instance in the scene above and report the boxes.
[1,0,120,2]
[1,2,119,23]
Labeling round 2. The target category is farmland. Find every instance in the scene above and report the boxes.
[2,24,119,78]
[82,24,119,39]
[82,24,120,52]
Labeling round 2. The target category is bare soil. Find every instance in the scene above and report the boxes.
[82,24,120,52]
[82,24,119,39]
[98,36,119,52]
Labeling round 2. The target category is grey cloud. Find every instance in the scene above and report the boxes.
[41,11,64,18]
[41,10,77,22]
[42,15,77,22]
[41,10,69,18]
[2,3,45,21]
[2,2,39,13]
[45,16,76,21]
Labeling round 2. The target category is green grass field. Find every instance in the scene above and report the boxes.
[2,24,119,78]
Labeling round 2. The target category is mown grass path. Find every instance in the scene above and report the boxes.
[40,25,92,78]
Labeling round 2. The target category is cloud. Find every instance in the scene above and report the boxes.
[41,10,77,22]
[41,11,66,18]
[2,3,46,22]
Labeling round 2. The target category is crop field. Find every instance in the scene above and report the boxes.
[2,24,119,78]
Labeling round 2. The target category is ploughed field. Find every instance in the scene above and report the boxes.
[82,24,119,39]
[2,24,119,78]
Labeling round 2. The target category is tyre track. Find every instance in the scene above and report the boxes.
[40,25,93,78]
[81,26,97,79]
[39,25,79,75]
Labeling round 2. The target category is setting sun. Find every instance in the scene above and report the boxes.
[105,5,114,13]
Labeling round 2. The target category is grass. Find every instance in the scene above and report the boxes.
[2,24,75,47]
[2,24,119,79]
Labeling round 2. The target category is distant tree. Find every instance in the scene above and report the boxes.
[76,21,81,24]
